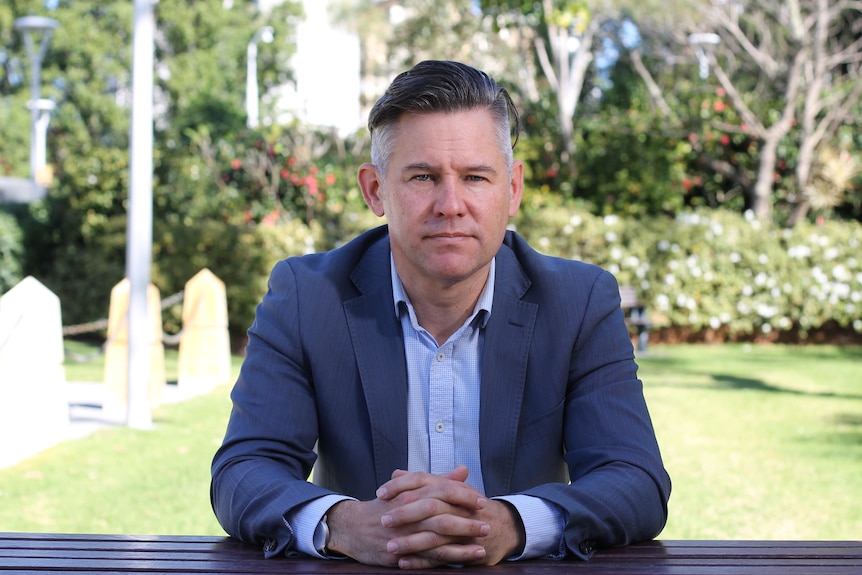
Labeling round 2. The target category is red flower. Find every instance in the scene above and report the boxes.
[713,100,725,113]
[325,173,336,185]
[716,87,726,97]
[231,159,242,170]
[306,176,319,196]
[719,134,731,146]
[682,178,693,190]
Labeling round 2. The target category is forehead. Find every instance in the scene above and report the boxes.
[389,109,504,167]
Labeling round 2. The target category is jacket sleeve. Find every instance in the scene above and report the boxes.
[523,269,671,560]
[210,259,335,557]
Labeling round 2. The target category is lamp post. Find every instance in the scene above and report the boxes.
[688,32,721,80]
[13,16,59,182]
[246,26,274,129]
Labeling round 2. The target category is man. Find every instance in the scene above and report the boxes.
[211,60,670,569]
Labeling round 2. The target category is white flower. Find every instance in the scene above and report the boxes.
[853,319,862,332]
[539,236,550,249]
[610,247,623,260]
[605,232,618,243]
[742,285,753,296]
[709,316,721,329]
[664,274,676,285]
[788,245,811,259]
[758,253,769,264]
[761,323,773,334]
[754,272,768,286]
[657,293,670,310]
[603,214,619,226]
[832,265,850,282]
[657,240,671,252]
[729,252,741,263]
[824,247,839,260]
[569,215,582,226]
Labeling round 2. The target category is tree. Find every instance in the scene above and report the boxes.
[690,0,862,224]
[481,0,599,174]
[0,0,300,326]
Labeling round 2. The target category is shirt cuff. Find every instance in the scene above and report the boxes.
[493,494,566,560]
[283,494,354,558]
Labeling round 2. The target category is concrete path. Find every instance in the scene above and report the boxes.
[0,381,205,470]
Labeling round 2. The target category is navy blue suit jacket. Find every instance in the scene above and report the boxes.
[211,225,670,559]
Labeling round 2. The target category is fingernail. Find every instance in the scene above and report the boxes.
[376,487,387,498]
[387,541,399,554]
[381,514,393,528]
[480,523,490,536]
[475,548,486,558]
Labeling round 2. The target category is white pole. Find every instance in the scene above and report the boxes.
[246,40,259,128]
[126,0,157,429]
[246,27,273,129]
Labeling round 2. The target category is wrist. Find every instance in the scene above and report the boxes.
[322,500,353,557]
[497,499,527,558]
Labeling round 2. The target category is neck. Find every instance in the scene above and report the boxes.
[401,269,489,346]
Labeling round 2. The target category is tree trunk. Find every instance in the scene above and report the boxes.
[751,136,779,222]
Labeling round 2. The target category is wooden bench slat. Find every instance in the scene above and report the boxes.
[1,534,861,574]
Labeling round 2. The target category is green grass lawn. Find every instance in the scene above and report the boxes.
[641,344,862,540]
[0,343,859,541]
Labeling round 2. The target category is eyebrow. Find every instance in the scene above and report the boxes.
[402,162,499,175]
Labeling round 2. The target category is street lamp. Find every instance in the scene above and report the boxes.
[14,16,59,182]
[246,26,274,129]
[688,32,721,80]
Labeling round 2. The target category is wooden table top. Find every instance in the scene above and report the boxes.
[1,532,860,574]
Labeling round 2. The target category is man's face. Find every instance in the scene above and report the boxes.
[359,109,523,291]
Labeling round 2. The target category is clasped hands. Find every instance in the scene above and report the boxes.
[325,465,525,569]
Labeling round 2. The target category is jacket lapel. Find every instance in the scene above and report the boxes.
[479,243,537,497]
[344,236,409,487]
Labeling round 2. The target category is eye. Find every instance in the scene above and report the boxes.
[412,174,432,182]
[466,175,487,183]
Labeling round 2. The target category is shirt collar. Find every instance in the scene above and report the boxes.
[391,254,494,329]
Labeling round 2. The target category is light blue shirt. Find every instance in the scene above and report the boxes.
[285,257,565,560]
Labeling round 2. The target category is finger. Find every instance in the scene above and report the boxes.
[385,510,490,542]
[390,468,410,480]
[440,465,469,483]
[396,544,488,570]
[378,469,485,510]
[381,496,487,530]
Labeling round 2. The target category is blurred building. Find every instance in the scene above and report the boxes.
[258,0,363,136]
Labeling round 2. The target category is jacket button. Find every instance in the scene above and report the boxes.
[264,539,277,552]
[579,541,595,554]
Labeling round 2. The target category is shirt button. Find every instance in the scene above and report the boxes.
[436,352,445,362]
[435,421,445,433]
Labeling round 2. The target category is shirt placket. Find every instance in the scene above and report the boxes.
[428,342,454,475]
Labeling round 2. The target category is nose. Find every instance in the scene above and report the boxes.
[434,176,465,217]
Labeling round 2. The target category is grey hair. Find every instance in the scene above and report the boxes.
[367,60,520,179]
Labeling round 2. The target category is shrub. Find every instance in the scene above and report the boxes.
[512,203,862,342]
[0,211,23,293]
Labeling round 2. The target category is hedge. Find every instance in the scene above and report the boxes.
[512,205,862,343]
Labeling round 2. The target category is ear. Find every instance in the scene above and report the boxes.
[358,163,386,217]
[508,160,524,217]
